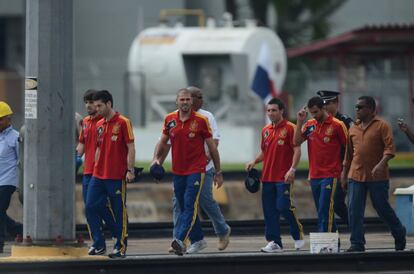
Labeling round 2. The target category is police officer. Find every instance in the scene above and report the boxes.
[317,90,352,225]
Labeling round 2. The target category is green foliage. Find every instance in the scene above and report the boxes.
[249,0,347,47]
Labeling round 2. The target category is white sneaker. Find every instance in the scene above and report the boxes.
[261,241,283,253]
[294,240,305,250]
[186,239,207,254]
[88,246,106,255]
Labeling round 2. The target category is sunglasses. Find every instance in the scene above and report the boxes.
[355,104,367,110]
[192,95,203,99]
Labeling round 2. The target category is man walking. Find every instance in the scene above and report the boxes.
[0,102,20,253]
[294,96,348,233]
[246,98,304,252]
[342,96,406,252]
[173,87,230,253]
[153,88,223,256]
[77,89,115,249]
[85,90,135,258]
[317,90,353,225]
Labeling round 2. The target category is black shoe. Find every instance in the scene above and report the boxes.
[395,227,406,251]
[88,246,106,255]
[171,239,186,256]
[108,248,126,258]
[346,245,365,252]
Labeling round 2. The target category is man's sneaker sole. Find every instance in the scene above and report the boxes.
[260,248,283,253]
[171,240,185,256]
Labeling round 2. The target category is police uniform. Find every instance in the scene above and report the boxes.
[317,90,353,225]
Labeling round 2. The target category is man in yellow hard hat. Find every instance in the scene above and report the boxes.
[0,101,21,252]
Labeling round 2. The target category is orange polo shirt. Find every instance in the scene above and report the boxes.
[344,116,395,182]
[79,114,102,175]
[93,112,134,180]
[261,119,296,182]
[162,110,212,175]
[302,115,348,179]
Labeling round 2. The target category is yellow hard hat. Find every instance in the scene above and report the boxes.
[0,101,13,118]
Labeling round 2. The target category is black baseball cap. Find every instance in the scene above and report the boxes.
[245,168,261,193]
[150,164,165,181]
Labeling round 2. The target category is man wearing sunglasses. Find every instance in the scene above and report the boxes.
[341,96,406,252]
[317,90,353,227]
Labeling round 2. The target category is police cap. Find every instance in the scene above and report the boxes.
[245,168,261,193]
[317,90,340,103]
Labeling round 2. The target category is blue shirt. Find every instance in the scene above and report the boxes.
[0,126,19,187]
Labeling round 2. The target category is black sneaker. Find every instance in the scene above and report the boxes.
[108,248,126,258]
[346,245,365,252]
[171,239,186,256]
[395,227,406,251]
[88,246,106,255]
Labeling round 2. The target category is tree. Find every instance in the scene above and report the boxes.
[249,0,347,47]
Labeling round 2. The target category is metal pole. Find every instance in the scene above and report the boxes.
[24,0,74,243]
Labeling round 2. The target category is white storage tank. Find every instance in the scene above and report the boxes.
[127,23,287,126]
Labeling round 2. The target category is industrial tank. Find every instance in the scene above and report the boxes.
[127,22,286,126]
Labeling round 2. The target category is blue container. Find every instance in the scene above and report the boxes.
[395,194,414,236]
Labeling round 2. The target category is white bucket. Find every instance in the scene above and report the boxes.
[309,232,339,254]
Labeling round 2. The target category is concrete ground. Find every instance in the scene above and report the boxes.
[1,232,412,258]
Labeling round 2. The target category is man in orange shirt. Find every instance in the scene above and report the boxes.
[246,98,304,253]
[294,96,348,233]
[152,88,223,256]
[342,96,406,252]
[85,90,135,258]
[77,89,115,247]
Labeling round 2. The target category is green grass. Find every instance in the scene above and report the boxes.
[389,158,414,168]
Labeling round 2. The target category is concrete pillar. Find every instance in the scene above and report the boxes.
[24,0,74,243]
